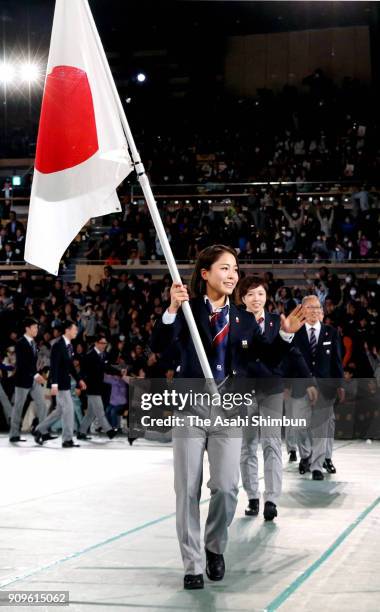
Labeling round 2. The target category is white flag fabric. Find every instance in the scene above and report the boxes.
[25,0,133,275]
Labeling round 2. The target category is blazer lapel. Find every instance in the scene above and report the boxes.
[191,297,212,346]
[60,337,70,363]
[23,336,33,355]
[263,312,276,341]
[228,303,242,347]
[298,326,312,361]
[316,323,327,356]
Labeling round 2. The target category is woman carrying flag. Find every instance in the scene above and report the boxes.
[152,244,306,590]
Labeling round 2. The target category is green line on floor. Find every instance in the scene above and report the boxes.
[265,494,380,611]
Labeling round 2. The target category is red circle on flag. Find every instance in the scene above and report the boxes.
[35,65,99,174]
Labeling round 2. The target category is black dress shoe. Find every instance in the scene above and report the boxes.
[30,417,39,435]
[312,470,324,480]
[128,437,137,446]
[299,457,311,475]
[205,548,225,581]
[245,498,259,516]
[264,501,278,521]
[62,440,80,448]
[289,450,297,462]
[106,428,118,439]
[9,436,27,443]
[33,430,44,445]
[184,574,204,590]
[323,458,336,474]
[42,433,58,441]
[77,433,92,440]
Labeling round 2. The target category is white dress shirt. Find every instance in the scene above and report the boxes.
[305,321,321,344]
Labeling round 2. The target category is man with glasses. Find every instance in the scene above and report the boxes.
[291,296,344,480]
[9,318,48,443]
[77,334,118,441]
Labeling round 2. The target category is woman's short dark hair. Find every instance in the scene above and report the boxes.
[236,276,266,305]
[190,244,239,298]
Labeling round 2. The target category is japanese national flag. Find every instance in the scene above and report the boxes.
[25,0,133,275]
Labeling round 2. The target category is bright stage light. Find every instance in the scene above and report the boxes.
[137,72,146,83]
[0,63,15,84]
[20,62,41,83]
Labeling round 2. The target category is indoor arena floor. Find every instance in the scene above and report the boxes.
[0,436,379,612]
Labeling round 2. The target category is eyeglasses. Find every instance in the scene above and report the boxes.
[98,341,108,345]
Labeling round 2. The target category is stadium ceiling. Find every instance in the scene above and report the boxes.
[1,1,376,52]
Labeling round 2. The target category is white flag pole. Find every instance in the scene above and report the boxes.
[82,0,215,381]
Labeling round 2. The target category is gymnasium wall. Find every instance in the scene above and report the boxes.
[225,26,371,96]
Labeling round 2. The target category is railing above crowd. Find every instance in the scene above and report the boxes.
[129,178,379,206]
[2,177,380,206]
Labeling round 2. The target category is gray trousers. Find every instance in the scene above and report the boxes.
[173,414,241,575]
[10,382,47,438]
[291,394,335,471]
[37,390,74,443]
[79,395,111,434]
[0,382,12,422]
[284,397,297,453]
[240,392,283,505]
[325,410,335,460]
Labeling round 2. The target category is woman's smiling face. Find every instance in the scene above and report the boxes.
[243,285,267,315]
[201,252,239,297]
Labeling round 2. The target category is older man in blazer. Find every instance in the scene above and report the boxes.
[9,318,48,442]
[292,295,344,480]
[34,321,86,448]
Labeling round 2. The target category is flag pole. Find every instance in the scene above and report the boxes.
[83,0,215,381]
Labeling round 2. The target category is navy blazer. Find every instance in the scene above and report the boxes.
[246,311,283,383]
[245,311,312,395]
[292,324,344,399]
[151,297,291,380]
[50,337,80,391]
[82,348,115,396]
[14,336,39,389]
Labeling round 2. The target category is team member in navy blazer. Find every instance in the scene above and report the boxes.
[237,277,315,521]
[34,321,87,448]
[292,295,344,480]
[151,245,306,590]
[9,318,48,442]
[77,335,118,440]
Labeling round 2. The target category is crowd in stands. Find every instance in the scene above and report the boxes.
[0,212,26,263]
[0,191,379,266]
[84,190,380,264]
[0,206,81,268]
